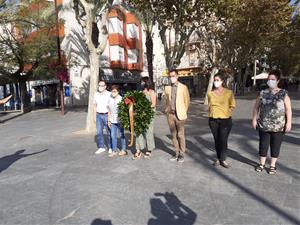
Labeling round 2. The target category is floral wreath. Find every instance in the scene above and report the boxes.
[118,91,155,146]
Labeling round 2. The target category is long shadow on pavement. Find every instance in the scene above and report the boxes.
[185,137,300,225]
[91,218,112,225]
[154,136,174,156]
[0,149,48,173]
[189,133,257,168]
[148,192,197,225]
[230,119,300,179]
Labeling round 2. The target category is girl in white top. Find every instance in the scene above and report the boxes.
[108,85,127,157]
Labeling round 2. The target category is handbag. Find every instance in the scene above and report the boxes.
[256,119,264,131]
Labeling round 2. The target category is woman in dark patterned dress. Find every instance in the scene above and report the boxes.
[252,70,292,175]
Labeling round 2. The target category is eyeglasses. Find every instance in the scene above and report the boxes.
[111,90,118,93]
[99,85,106,87]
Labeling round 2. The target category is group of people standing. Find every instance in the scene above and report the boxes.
[93,68,292,175]
[93,78,157,159]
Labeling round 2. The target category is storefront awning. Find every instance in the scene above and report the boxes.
[31,79,60,87]
[161,67,202,77]
[100,69,141,83]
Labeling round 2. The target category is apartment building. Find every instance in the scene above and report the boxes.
[59,0,146,106]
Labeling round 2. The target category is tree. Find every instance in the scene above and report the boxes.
[127,0,155,84]
[145,0,212,69]
[218,0,293,93]
[268,14,300,77]
[73,0,111,133]
[193,12,225,104]
[0,0,58,112]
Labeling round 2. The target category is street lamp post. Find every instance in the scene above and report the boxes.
[53,0,64,115]
[253,59,259,86]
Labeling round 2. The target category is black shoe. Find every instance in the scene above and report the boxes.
[177,155,184,163]
[169,156,178,161]
[213,160,220,166]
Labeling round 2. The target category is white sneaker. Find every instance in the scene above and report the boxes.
[95,148,106,154]
[108,149,113,154]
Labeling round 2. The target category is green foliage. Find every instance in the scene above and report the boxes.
[129,0,214,69]
[268,14,300,76]
[118,91,155,136]
[219,0,294,70]
[0,0,57,82]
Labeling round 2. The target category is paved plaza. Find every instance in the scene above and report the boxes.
[0,92,299,225]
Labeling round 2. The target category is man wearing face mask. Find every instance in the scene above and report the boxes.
[94,80,112,154]
[164,68,190,163]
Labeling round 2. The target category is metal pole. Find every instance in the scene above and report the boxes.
[54,0,64,115]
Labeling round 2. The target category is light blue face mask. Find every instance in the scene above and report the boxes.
[111,92,118,98]
[267,80,277,89]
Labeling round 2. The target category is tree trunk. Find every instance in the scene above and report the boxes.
[240,65,249,95]
[204,39,217,105]
[204,67,218,105]
[86,50,100,133]
[145,32,154,83]
[237,65,248,95]
[19,77,31,113]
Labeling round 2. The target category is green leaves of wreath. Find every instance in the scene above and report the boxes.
[118,91,155,136]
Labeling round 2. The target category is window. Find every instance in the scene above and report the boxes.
[128,49,138,63]
[110,46,125,62]
[108,17,123,35]
[126,24,138,39]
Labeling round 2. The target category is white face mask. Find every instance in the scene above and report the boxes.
[111,92,118,98]
[214,81,222,88]
[170,77,177,84]
[267,80,277,89]
[98,86,106,92]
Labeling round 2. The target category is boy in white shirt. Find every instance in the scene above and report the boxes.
[94,81,112,154]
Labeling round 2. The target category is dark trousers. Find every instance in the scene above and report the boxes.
[208,118,232,161]
[259,130,284,158]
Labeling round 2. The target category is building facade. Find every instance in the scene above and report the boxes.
[59,0,145,106]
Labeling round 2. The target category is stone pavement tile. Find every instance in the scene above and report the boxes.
[284,194,300,210]
[45,154,212,224]
[232,191,299,225]
[198,192,254,225]
[0,97,299,225]
[0,190,50,225]
[261,182,300,199]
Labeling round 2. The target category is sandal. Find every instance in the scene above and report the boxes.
[144,151,152,159]
[255,164,265,172]
[220,160,230,168]
[268,166,277,175]
[132,151,142,160]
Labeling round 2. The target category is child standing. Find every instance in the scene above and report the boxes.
[108,85,127,157]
